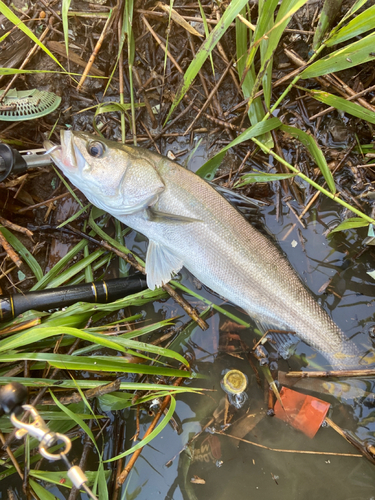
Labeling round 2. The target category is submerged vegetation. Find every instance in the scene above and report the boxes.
[0,0,375,497]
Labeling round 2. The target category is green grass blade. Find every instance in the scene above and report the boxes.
[164,0,249,124]
[0,376,202,393]
[97,462,109,500]
[301,32,375,78]
[30,470,105,490]
[304,88,375,124]
[236,9,273,147]
[115,219,130,277]
[0,227,43,281]
[105,396,176,462]
[280,124,336,193]
[105,337,189,368]
[330,217,369,232]
[56,203,91,229]
[326,3,375,46]
[50,390,108,499]
[50,390,100,453]
[246,0,309,104]
[0,68,95,76]
[29,480,57,500]
[124,0,136,144]
[30,239,88,291]
[45,247,106,288]
[258,0,276,109]
[0,353,193,377]
[53,166,84,207]
[0,1,64,69]
[62,0,72,56]
[109,319,175,340]
[45,287,165,323]
[312,0,344,51]
[243,0,279,81]
[250,136,375,225]
[0,325,131,354]
[196,117,281,180]
[261,0,310,67]
[94,102,137,114]
[331,0,370,31]
[235,172,297,186]
[198,0,214,75]
[89,210,145,266]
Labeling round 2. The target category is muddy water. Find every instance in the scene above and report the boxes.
[117,179,375,499]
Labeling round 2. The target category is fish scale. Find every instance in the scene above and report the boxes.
[46,130,364,369]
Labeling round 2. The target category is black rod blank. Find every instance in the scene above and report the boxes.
[0,275,148,322]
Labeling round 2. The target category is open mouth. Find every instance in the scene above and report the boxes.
[60,130,78,170]
[44,130,85,176]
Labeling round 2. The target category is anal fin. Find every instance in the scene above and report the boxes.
[146,240,183,290]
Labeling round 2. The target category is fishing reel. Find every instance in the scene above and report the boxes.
[0,143,52,182]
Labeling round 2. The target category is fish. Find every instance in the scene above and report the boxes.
[45,130,366,369]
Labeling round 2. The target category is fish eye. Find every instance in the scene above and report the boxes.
[87,141,105,158]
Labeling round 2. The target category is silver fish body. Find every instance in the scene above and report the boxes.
[46,130,363,368]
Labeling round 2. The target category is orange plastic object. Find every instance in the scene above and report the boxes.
[274,387,330,438]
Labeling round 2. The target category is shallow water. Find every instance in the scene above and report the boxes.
[117,192,375,500]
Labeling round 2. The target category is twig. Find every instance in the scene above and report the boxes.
[132,66,158,129]
[41,379,121,405]
[184,58,234,135]
[47,41,105,76]
[0,431,23,479]
[141,15,183,74]
[184,96,243,132]
[221,432,362,457]
[38,0,62,21]
[0,217,34,240]
[145,96,197,146]
[0,232,22,268]
[118,15,126,144]
[77,10,115,92]
[118,375,185,484]
[67,420,94,500]
[325,417,375,465]
[16,189,78,214]
[286,369,375,378]
[187,33,216,117]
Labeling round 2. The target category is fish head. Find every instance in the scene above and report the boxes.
[45,130,165,216]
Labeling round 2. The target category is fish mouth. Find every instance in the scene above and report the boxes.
[44,130,85,176]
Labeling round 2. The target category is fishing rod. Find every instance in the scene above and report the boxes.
[0,275,148,321]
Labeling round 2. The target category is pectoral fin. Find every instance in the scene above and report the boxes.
[147,208,202,224]
[146,241,184,290]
